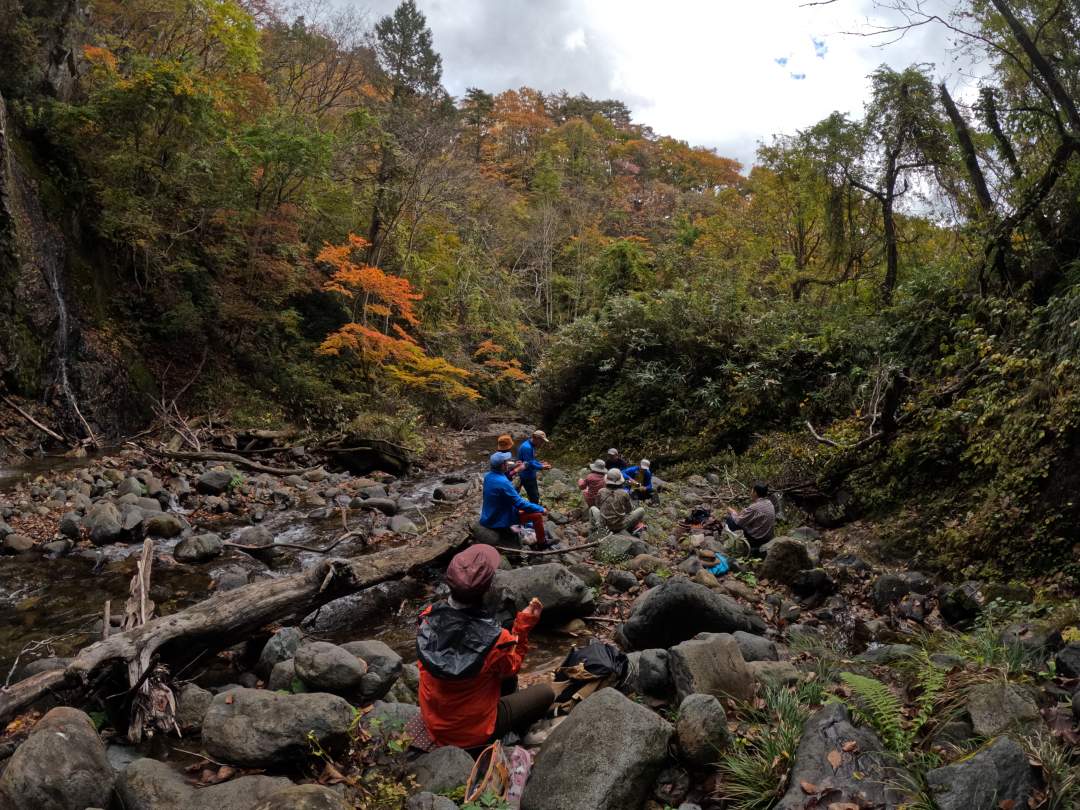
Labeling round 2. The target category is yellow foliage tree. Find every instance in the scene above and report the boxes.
[318,234,478,400]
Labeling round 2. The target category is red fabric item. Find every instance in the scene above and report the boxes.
[418,606,539,749]
[518,509,546,546]
[445,545,500,601]
[578,471,605,507]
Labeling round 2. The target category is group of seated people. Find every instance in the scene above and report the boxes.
[419,431,778,756]
[478,432,659,550]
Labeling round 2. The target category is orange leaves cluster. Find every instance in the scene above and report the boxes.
[318,235,421,326]
[474,339,530,385]
[317,234,477,400]
[83,45,119,73]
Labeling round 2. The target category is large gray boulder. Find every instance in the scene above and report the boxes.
[116,757,292,810]
[0,707,113,810]
[618,579,766,650]
[668,633,754,703]
[294,641,368,692]
[406,793,459,810]
[176,683,214,734]
[197,469,235,495]
[775,704,897,810]
[1056,643,1080,679]
[175,532,224,563]
[201,688,354,767]
[486,563,594,625]
[407,746,474,794]
[144,512,184,538]
[758,538,813,585]
[926,736,1039,810]
[340,639,403,700]
[84,501,123,545]
[521,688,672,810]
[675,693,731,767]
[965,682,1039,737]
[733,631,778,662]
[252,784,350,809]
[594,534,654,562]
[623,648,671,699]
[256,627,305,678]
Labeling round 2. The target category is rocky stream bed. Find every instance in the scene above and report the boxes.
[0,425,1078,810]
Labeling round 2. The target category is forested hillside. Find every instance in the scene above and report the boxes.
[2,0,1080,576]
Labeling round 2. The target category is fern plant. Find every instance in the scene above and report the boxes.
[837,655,946,755]
[838,672,907,752]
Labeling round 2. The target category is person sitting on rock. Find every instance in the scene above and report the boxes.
[417,545,556,749]
[604,448,628,470]
[577,459,607,508]
[725,481,776,550]
[590,468,646,536]
[621,459,654,502]
[516,430,551,504]
[480,451,548,547]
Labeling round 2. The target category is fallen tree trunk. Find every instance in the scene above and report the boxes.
[154,447,315,476]
[0,530,469,727]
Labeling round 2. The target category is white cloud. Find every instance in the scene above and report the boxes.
[563,27,587,51]
[349,0,972,166]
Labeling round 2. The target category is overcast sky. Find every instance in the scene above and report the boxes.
[346,0,975,168]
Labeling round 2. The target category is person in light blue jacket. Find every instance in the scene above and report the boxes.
[516,430,550,504]
[480,452,548,547]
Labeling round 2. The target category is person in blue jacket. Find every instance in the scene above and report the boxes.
[516,430,550,505]
[480,451,548,547]
[622,459,654,502]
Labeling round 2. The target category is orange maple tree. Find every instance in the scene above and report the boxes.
[318,234,478,400]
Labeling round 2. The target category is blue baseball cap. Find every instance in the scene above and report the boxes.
[490,451,513,469]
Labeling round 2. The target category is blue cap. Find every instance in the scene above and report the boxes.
[490,451,513,469]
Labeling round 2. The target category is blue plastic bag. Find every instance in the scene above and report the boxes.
[707,555,730,576]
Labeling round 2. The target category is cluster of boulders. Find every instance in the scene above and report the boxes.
[0,456,1067,810]
[0,451,467,570]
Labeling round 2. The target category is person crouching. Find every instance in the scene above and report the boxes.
[480,451,549,548]
[416,545,555,749]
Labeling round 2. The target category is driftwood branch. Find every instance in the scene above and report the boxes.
[154,448,315,476]
[222,529,364,556]
[1,396,67,444]
[494,536,610,557]
[0,531,470,727]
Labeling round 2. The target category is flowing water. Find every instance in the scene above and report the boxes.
[10,145,88,438]
[0,427,573,678]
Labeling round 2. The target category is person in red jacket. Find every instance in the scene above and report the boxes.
[417,545,555,749]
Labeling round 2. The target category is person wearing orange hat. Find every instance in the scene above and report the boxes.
[496,434,525,479]
[416,545,555,749]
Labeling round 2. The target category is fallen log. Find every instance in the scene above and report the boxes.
[0,530,469,727]
[154,447,315,476]
[1,395,68,444]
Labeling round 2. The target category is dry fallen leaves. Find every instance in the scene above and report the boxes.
[800,780,819,794]
[841,740,859,753]
[827,749,843,770]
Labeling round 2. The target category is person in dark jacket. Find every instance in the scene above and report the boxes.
[417,545,555,749]
[480,451,548,547]
[604,448,628,470]
[517,430,550,504]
